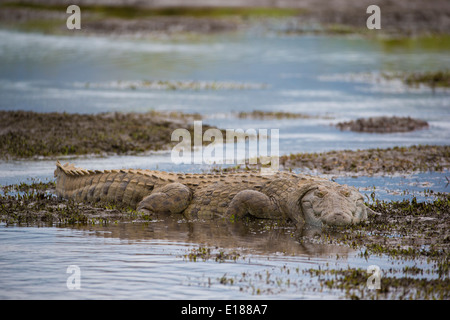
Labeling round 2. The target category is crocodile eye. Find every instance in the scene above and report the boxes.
[315,186,328,198]
[340,189,350,197]
[315,190,327,198]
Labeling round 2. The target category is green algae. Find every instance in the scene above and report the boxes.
[183,246,242,263]
[379,35,450,52]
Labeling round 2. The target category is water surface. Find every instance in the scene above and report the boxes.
[0,218,436,300]
[0,29,449,299]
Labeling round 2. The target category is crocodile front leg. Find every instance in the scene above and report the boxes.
[226,190,282,219]
[137,183,192,215]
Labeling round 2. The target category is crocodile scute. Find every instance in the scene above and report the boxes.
[54,161,378,226]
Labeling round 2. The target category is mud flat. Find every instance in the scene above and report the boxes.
[0,110,204,159]
[281,145,450,175]
[336,116,429,134]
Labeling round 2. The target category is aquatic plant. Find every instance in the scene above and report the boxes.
[335,116,429,133]
[0,110,212,159]
[280,145,450,175]
[183,246,242,262]
[0,181,145,226]
[236,110,333,120]
[382,70,450,89]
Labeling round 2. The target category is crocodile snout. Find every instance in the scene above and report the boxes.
[322,211,353,226]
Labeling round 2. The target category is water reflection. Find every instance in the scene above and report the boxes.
[72,217,353,258]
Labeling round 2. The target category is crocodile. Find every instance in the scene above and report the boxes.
[54,161,378,226]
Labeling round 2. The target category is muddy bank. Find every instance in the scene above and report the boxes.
[336,116,429,134]
[0,110,204,159]
[1,111,448,176]
[281,145,450,175]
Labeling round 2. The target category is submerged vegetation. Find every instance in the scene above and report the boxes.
[303,266,449,300]
[236,110,333,120]
[382,70,450,89]
[184,246,242,263]
[336,116,429,133]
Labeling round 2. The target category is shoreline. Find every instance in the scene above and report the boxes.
[1,110,449,177]
[281,145,450,176]
[1,111,448,177]
[0,110,204,160]
[0,1,449,38]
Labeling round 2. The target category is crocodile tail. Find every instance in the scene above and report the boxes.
[55,160,74,197]
[55,161,94,199]
[54,161,155,208]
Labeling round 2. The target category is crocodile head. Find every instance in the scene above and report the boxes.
[286,181,375,226]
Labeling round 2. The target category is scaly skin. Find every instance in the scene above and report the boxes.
[54,161,378,226]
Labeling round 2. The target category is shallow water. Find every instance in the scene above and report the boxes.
[0,29,449,174]
[0,218,437,300]
[0,29,449,299]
